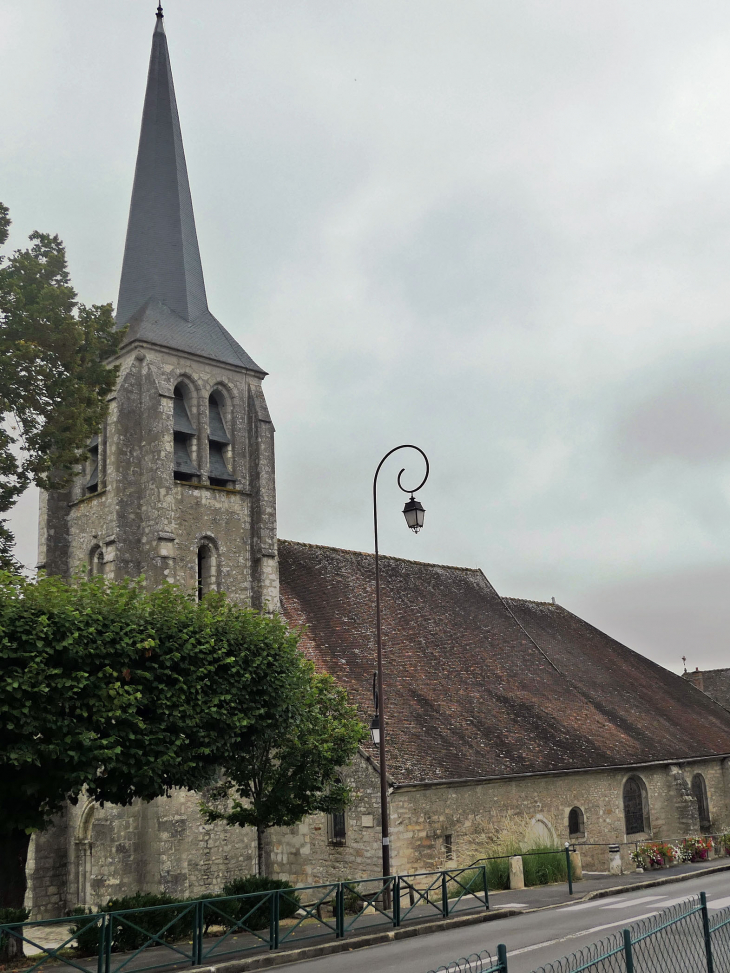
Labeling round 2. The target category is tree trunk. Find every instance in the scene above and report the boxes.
[256,825,266,878]
[0,828,31,910]
[0,828,31,962]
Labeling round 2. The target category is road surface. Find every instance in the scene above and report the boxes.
[286,870,730,973]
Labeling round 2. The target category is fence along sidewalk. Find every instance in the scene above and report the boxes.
[0,866,489,973]
[426,892,730,973]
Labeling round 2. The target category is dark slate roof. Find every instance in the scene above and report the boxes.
[116,11,262,373]
[123,300,263,372]
[278,540,730,785]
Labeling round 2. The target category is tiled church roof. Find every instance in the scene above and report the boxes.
[278,540,730,784]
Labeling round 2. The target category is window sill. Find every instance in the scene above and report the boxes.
[68,488,107,507]
[174,480,248,495]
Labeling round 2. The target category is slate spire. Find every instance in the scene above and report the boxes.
[117,6,207,327]
[116,9,263,372]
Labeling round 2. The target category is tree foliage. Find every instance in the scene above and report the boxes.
[0,574,310,908]
[0,203,120,568]
[201,653,366,876]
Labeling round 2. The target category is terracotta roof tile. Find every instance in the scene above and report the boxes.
[278,540,730,784]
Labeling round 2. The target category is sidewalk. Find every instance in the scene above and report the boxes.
[485,856,730,912]
[12,859,730,973]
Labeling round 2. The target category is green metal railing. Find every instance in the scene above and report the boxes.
[427,892,730,973]
[0,866,488,973]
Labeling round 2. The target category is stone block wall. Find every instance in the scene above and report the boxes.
[25,755,730,918]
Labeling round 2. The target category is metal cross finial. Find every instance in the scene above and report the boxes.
[156,4,164,19]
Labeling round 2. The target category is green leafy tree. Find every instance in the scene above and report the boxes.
[201,658,366,877]
[0,573,307,911]
[0,203,120,568]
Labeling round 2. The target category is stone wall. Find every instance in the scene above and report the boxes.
[37,340,278,610]
[261,755,730,886]
[25,755,730,917]
[685,669,730,711]
[26,790,256,917]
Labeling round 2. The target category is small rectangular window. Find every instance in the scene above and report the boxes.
[329,812,346,846]
[444,834,454,861]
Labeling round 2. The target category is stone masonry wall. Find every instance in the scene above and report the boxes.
[26,754,730,918]
[38,339,278,610]
[266,755,730,885]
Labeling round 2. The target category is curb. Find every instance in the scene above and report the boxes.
[182,861,730,972]
[184,909,521,973]
[581,860,730,901]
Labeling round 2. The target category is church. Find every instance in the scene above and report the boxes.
[27,8,730,918]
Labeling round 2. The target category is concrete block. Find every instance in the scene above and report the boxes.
[509,856,524,890]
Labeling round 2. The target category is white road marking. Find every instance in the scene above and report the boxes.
[708,896,730,910]
[497,903,532,909]
[507,912,660,958]
[601,895,667,909]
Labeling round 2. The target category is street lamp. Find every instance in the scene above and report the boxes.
[373,445,429,880]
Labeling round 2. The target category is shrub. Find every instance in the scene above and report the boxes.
[220,877,300,931]
[69,893,193,956]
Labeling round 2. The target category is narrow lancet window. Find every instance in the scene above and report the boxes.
[86,435,99,494]
[208,391,233,487]
[173,385,199,481]
[692,774,711,831]
[197,543,217,601]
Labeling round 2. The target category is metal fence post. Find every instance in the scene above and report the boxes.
[393,877,401,927]
[565,844,573,895]
[96,915,106,973]
[497,942,508,972]
[441,871,449,918]
[335,884,344,939]
[193,900,203,965]
[701,891,715,973]
[482,864,489,910]
[623,928,634,973]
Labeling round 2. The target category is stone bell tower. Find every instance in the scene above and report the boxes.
[38,7,278,609]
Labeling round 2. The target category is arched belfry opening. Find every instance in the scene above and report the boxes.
[208,390,234,487]
[173,383,199,481]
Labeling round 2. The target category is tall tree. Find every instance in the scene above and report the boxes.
[0,573,305,910]
[201,658,366,877]
[0,203,120,568]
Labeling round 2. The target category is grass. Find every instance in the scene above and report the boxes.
[448,842,569,895]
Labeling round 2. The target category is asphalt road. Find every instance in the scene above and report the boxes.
[287,870,730,973]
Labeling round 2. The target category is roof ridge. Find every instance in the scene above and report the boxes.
[277,538,483,574]
[504,596,560,608]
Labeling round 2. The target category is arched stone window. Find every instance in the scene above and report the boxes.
[89,545,104,577]
[623,776,650,836]
[173,383,199,481]
[208,389,234,487]
[692,773,711,831]
[197,541,218,601]
[568,806,585,838]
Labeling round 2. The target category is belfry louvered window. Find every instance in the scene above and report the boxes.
[173,385,199,481]
[86,435,99,494]
[208,391,233,487]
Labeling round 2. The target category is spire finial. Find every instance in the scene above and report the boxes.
[156,4,163,20]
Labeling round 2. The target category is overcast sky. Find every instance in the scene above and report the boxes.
[4,1,730,673]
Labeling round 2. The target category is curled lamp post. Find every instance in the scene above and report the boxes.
[373,444,429,880]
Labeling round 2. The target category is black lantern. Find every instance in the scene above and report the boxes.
[370,714,380,746]
[402,494,425,533]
